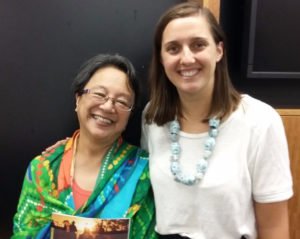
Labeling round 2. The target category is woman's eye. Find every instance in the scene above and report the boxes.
[93,92,106,98]
[192,41,206,50]
[116,99,129,106]
[166,45,179,54]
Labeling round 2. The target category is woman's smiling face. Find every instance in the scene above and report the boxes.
[160,14,223,98]
[75,66,134,144]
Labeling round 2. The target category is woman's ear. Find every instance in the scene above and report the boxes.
[216,41,224,62]
[75,94,80,112]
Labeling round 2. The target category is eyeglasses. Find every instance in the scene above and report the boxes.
[79,87,133,112]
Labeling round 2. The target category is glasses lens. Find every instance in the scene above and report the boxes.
[115,101,132,111]
[87,88,132,111]
[91,92,107,104]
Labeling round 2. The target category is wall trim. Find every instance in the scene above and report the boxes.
[277,109,300,116]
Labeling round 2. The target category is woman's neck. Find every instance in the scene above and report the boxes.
[76,133,114,166]
[178,92,212,133]
[72,133,115,191]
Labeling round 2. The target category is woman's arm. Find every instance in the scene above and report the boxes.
[254,200,290,239]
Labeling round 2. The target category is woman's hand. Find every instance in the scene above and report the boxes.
[42,138,69,155]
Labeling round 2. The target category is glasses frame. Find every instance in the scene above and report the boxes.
[79,88,134,112]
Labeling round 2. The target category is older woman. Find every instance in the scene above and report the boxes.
[12,54,156,239]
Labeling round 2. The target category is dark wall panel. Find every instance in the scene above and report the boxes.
[0,0,181,236]
[220,0,300,108]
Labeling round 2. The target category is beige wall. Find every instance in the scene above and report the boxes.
[188,0,220,20]
[278,109,300,239]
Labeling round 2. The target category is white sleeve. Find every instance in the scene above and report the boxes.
[249,109,293,203]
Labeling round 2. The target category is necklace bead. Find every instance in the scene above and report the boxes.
[99,147,113,181]
[169,118,220,185]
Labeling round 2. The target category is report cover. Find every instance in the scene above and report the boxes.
[50,212,130,239]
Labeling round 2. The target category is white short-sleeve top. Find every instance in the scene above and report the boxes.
[141,95,293,239]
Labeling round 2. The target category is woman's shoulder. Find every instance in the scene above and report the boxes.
[30,142,66,168]
[122,141,149,160]
[238,94,280,120]
[228,94,283,131]
[241,94,275,111]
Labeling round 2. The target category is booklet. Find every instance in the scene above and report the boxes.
[50,212,130,239]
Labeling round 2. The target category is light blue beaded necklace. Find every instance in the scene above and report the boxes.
[169,117,220,186]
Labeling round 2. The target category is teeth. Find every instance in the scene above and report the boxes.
[93,115,113,125]
[180,69,198,77]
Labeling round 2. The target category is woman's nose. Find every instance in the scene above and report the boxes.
[180,47,196,64]
[99,98,116,112]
